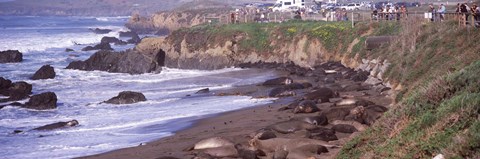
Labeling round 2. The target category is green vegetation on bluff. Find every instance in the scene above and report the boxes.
[171,21,374,54]
[338,21,480,158]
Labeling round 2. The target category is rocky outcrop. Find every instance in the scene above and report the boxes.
[119,31,139,38]
[126,9,230,34]
[0,80,32,102]
[0,50,23,63]
[101,37,127,45]
[23,92,57,110]
[105,91,147,104]
[31,65,56,80]
[66,49,165,74]
[90,28,112,34]
[82,43,114,51]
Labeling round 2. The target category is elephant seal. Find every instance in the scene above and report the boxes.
[33,120,79,131]
[249,137,339,153]
[263,77,293,86]
[332,124,358,133]
[195,88,210,94]
[198,145,238,158]
[308,128,338,142]
[293,100,319,114]
[253,130,277,140]
[331,120,368,132]
[267,121,317,134]
[294,114,328,126]
[303,87,337,103]
[193,137,234,150]
[268,87,296,97]
[334,98,375,107]
[278,100,301,111]
[287,144,329,159]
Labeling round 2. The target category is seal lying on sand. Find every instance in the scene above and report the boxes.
[331,120,368,132]
[249,137,339,153]
[293,114,328,126]
[287,144,329,159]
[334,98,375,107]
[193,137,234,150]
[303,87,338,103]
[190,137,238,158]
[293,100,319,114]
[267,121,317,134]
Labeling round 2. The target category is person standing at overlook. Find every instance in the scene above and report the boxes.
[438,4,446,21]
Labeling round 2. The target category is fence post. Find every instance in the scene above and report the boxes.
[352,12,354,28]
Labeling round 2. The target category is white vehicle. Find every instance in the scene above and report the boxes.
[272,0,306,12]
[340,3,361,10]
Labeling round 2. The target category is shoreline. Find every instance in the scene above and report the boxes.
[80,65,393,159]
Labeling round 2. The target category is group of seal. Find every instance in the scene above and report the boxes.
[179,61,391,159]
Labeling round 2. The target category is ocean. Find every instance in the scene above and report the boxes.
[0,16,276,159]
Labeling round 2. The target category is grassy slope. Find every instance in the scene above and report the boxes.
[170,18,480,158]
[169,20,371,55]
[338,21,480,158]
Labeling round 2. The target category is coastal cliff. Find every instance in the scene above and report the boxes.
[133,19,480,158]
[126,8,231,34]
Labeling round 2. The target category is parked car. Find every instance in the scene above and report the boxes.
[340,3,361,10]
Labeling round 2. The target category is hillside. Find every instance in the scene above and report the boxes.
[132,17,480,158]
[0,0,262,16]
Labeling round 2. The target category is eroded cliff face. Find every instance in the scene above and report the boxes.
[135,30,361,70]
[126,9,230,34]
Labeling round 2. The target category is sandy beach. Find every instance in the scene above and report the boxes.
[80,63,393,159]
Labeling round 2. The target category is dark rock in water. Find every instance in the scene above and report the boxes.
[81,43,114,51]
[0,77,12,90]
[13,130,23,134]
[195,88,210,94]
[303,87,337,103]
[105,91,146,104]
[33,120,79,131]
[66,49,165,74]
[127,33,141,44]
[90,28,112,34]
[23,92,57,110]
[0,81,32,97]
[31,65,56,80]
[0,50,23,63]
[65,48,74,52]
[309,127,338,141]
[332,124,358,133]
[268,87,295,97]
[119,31,139,38]
[101,36,127,45]
[262,77,293,86]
